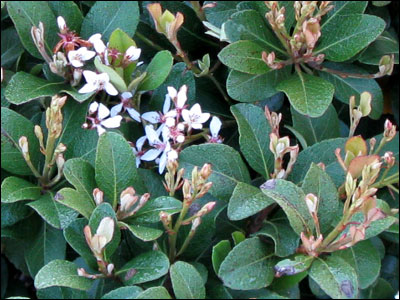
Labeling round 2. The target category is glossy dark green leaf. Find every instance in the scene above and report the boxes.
[95,132,146,207]
[333,239,380,289]
[277,72,334,118]
[5,72,94,104]
[260,179,314,235]
[290,105,340,147]
[316,14,385,62]
[130,196,182,224]
[218,237,275,290]
[170,261,205,299]
[48,1,83,33]
[119,251,169,285]
[301,163,339,233]
[1,107,41,176]
[212,240,231,275]
[1,27,24,68]
[7,1,58,59]
[309,256,358,299]
[231,103,273,179]
[138,50,173,91]
[203,1,239,27]
[1,176,41,203]
[179,144,251,202]
[228,182,274,220]
[119,222,163,242]
[81,1,140,40]
[28,193,78,229]
[359,31,399,65]
[25,222,66,277]
[319,62,383,120]
[135,287,172,299]
[34,260,93,290]
[101,286,143,299]
[226,67,290,102]
[254,220,299,257]
[218,41,270,74]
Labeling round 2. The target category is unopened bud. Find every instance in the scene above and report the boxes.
[369,138,376,153]
[378,55,394,76]
[93,188,104,205]
[34,125,45,151]
[120,187,137,212]
[383,151,395,168]
[160,211,171,227]
[196,201,216,218]
[345,173,357,197]
[197,181,213,199]
[191,217,202,232]
[384,119,397,141]
[56,153,65,170]
[71,68,83,87]
[305,193,318,215]
[276,136,290,156]
[359,92,372,117]
[55,143,67,154]
[191,166,199,185]
[18,136,30,159]
[183,179,192,200]
[107,263,114,275]
[200,163,212,180]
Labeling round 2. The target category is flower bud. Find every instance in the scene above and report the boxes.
[119,187,137,212]
[107,263,114,276]
[182,179,192,201]
[345,173,357,197]
[305,193,318,215]
[18,136,30,160]
[34,125,45,152]
[378,55,394,76]
[196,201,216,218]
[200,163,212,180]
[160,211,172,227]
[57,16,68,34]
[191,217,202,232]
[93,188,104,206]
[359,92,372,117]
[71,68,83,87]
[55,153,65,170]
[384,119,397,141]
[303,18,321,49]
[196,182,213,199]
[383,151,395,168]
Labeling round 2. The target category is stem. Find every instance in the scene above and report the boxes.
[25,158,42,178]
[318,215,350,251]
[176,229,196,257]
[135,31,166,53]
[388,184,399,194]
[41,135,57,184]
[309,63,385,79]
[168,203,190,262]
[373,137,388,155]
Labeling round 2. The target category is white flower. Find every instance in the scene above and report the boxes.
[79,71,118,95]
[125,46,141,61]
[131,135,147,167]
[110,92,141,122]
[395,291,399,299]
[168,85,187,111]
[141,125,172,174]
[142,94,177,126]
[182,104,210,130]
[87,101,122,135]
[208,116,223,143]
[57,16,67,32]
[89,33,107,54]
[68,47,96,68]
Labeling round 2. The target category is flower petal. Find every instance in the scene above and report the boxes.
[96,217,114,244]
[127,108,141,122]
[82,70,98,84]
[79,83,96,94]
[177,85,187,108]
[167,86,177,99]
[141,148,162,161]
[163,94,171,114]
[110,103,123,117]
[105,82,118,96]
[210,116,222,137]
[98,103,111,120]
[197,112,211,124]
[101,115,122,128]
[89,101,99,114]
[136,135,147,151]
[142,111,160,124]
[181,109,190,123]
[96,125,106,136]
[158,151,167,174]
[145,125,161,145]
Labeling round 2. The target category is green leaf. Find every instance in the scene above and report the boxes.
[34,260,93,290]
[95,132,146,207]
[333,239,380,289]
[136,287,172,299]
[36,286,88,300]
[212,240,231,275]
[359,31,399,65]
[231,103,273,179]
[5,72,94,104]
[25,222,66,277]
[228,182,274,220]
[179,144,250,202]
[129,196,182,224]
[360,278,396,299]
[170,261,205,299]
[289,138,347,183]
[138,169,168,198]
[1,176,41,203]
[55,188,95,220]
[1,107,40,176]
[94,56,128,92]
[138,50,173,91]
[7,1,58,59]
[203,1,239,28]
[89,203,120,260]
[118,222,163,242]
[277,72,334,117]
[48,1,83,33]
[64,158,97,199]
[1,202,31,228]
[254,220,299,257]
[218,41,270,74]
[319,62,384,120]
[1,27,24,68]
[227,68,290,102]
[218,237,275,290]
[322,2,368,29]
[309,256,358,299]
[63,218,97,269]
[316,14,385,62]
[58,100,98,164]
[274,254,314,277]
[260,179,314,235]
[290,105,340,146]
[224,9,285,55]
[301,163,339,233]
[101,286,143,299]
[119,251,169,285]
[28,193,78,229]
[81,1,140,40]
